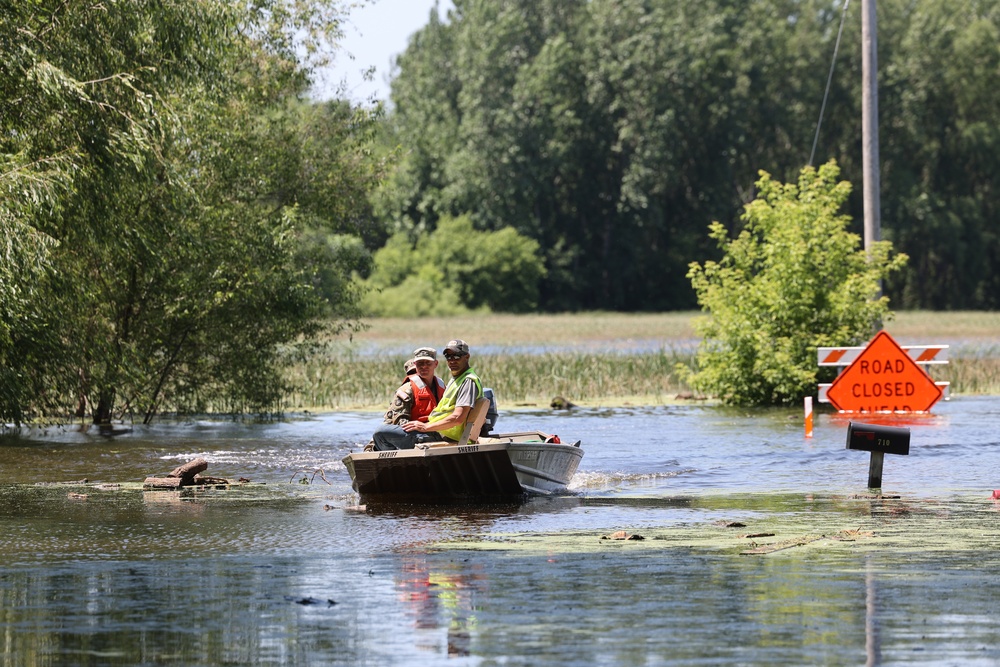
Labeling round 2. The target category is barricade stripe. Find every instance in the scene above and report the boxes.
[818,345,949,365]
[821,349,847,364]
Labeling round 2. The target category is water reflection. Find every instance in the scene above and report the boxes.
[395,555,484,657]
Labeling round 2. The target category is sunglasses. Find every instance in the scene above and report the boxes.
[445,353,466,361]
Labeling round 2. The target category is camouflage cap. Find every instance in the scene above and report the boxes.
[412,346,437,361]
[443,339,470,356]
[403,358,417,375]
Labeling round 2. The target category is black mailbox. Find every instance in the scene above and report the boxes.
[846,422,910,456]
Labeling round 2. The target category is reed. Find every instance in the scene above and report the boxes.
[282,348,696,411]
[934,347,1000,396]
[282,311,1000,411]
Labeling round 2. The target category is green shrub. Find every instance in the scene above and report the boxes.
[358,214,546,314]
[684,161,908,406]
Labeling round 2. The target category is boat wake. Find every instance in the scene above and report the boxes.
[568,468,697,491]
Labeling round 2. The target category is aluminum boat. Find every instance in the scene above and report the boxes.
[342,394,583,501]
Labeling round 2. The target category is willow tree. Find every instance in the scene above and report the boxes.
[685,162,907,406]
[0,0,383,424]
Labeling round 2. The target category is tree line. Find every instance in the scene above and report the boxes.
[379,0,1000,312]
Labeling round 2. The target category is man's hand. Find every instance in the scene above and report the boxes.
[401,420,423,433]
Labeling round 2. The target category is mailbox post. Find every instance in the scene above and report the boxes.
[846,422,911,488]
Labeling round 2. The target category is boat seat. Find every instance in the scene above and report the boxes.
[416,397,491,449]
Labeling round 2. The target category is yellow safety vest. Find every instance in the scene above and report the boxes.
[427,368,483,441]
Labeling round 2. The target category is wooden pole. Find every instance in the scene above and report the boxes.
[862,0,880,284]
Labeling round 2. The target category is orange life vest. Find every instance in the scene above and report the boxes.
[407,375,445,422]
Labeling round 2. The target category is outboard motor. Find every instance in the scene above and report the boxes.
[482,387,499,436]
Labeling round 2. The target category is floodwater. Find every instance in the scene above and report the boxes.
[2,396,1000,666]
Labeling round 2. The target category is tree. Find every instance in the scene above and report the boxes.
[0,0,384,424]
[685,162,907,407]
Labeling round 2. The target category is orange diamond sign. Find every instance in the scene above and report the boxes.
[826,330,943,413]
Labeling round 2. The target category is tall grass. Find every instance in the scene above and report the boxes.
[283,311,1000,411]
[282,348,696,411]
[936,347,1000,395]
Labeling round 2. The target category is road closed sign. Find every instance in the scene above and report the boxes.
[825,330,943,413]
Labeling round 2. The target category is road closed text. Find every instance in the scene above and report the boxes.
[844,359,916,410]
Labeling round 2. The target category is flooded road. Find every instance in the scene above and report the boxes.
[2,396,1000,665]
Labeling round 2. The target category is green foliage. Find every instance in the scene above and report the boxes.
[0,0,384,424]
[361,214,546,316]
[363,276,471,318]
[378,0,1000,312]
[877,0,1000,308]
[381,0,846,310]
[359,214,547,315]
[685,162,908,406]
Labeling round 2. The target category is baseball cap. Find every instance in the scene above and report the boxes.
[412,346,437,361]
[443,339,469,356]
[403,358,417,375]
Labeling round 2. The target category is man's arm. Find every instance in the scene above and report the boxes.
[406,405,470,434]
[403,377,476,434]
[383,384,415,425]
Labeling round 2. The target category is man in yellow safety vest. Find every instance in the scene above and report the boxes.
[399,339,483,445]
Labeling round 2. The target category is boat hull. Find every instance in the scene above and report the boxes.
[342,438,583,502]
[506,442,584,495]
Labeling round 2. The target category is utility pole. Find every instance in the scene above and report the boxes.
[861,0,880,261]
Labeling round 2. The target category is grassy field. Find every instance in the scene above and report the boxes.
[334,310,1000,347]
[283,311,1000,411]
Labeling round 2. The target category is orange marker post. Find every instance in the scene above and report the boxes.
[804,396,814,438]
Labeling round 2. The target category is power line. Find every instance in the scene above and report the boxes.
[809,0,852,167]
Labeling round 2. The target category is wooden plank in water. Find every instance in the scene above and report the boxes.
[143,476,184,489]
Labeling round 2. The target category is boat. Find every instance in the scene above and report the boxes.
[342,393,584,501]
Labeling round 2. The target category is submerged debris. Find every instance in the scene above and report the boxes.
[288,468,332,485]
[143,458,246,489]
[550,396,576,410]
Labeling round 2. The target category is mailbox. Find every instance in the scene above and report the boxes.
[846,422,910,456]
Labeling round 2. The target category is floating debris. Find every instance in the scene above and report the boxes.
[740,534,825,555]
[286,596,337,606]
[601,530,645,541]
[740,528,876,555]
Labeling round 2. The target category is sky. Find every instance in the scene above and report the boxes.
[314,0,455,104]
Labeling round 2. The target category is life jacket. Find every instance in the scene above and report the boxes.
[406,375,445,422]
[427,367,483,441]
